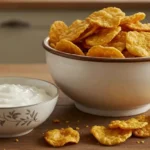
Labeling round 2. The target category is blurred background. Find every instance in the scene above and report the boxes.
[0,0,150,63]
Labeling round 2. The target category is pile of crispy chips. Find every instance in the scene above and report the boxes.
[91,115,150,146]
[49,7,150,58]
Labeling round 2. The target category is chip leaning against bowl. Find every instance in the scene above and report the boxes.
[48,7,150,58]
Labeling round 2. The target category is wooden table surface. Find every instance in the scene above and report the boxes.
[0,64,150,150]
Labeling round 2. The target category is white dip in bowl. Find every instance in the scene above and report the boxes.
[0,84,52,107]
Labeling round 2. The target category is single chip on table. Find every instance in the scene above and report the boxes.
[44,127,80,147]
[49,21,68,45]
[126,31,150,57]
[91,126,132,146]
[109,118,148,130]
[107,31,127,52]
[136,115,147,122]
[133,115,150,137]
[133,124,150,138]
[86,45,125,58]
[86,7,125,28]
[59,20,89,42]
[123,21,150,32]
[85,26,121,47]
[56,39,85,55]
[120,12,146,25]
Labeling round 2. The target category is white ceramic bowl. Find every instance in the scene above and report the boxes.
[0,77,58,137]
[43,37,150,117]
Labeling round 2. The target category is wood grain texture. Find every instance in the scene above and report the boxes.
[0,106,150,150]
[0,64,150,149]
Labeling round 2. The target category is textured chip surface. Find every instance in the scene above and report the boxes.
[86,45,125,58]
[124,21,150,32]
[108,31,127,52]
[91,126,132,146]
[77,25,99,41]
[49,42,56,48]
[85,27,121,47]
[59,20,89,42]
[49,21,68,45]
[56,39,84,55]
[44,127,80,147]
[136,115,147,122]
[120,12,145,25]
[86,7,125,28]
[122,50,135,58]
[126,31,150,57]
[82,41,92,50]
[133,124,150,137]
[133,115,150,137]
[48,7,150,59]
[109,118,148,130]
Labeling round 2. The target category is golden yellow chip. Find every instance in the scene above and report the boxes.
[136,115,147,122]
[133,115,150,137]
[59,20,89,42]
[75,42,89,54]
[77,25,99,41]
[82,41,91,49]
[86,7,125,28]
[133,124,150,138]
[109,118,148,130]
[122,50,135,58]
[120,12,145,25]
[108,31,127,52]
[56,39,84,55]
[126,31,150,57]
[91,126,132,146]
[124,21,150,32]
[86,45,125,58]
[44,127,80,147]
[49,21,68,45]
[85,27,121,47]
[70,19,83,26]
[49,42,56,48]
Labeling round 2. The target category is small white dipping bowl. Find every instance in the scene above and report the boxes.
[43,37,150,117]
[0,77,58,138]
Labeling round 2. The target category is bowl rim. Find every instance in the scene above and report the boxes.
[0,76,59,109]
[43,37,150,63]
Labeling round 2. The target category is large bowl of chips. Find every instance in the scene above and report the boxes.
[43,7,150,117]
